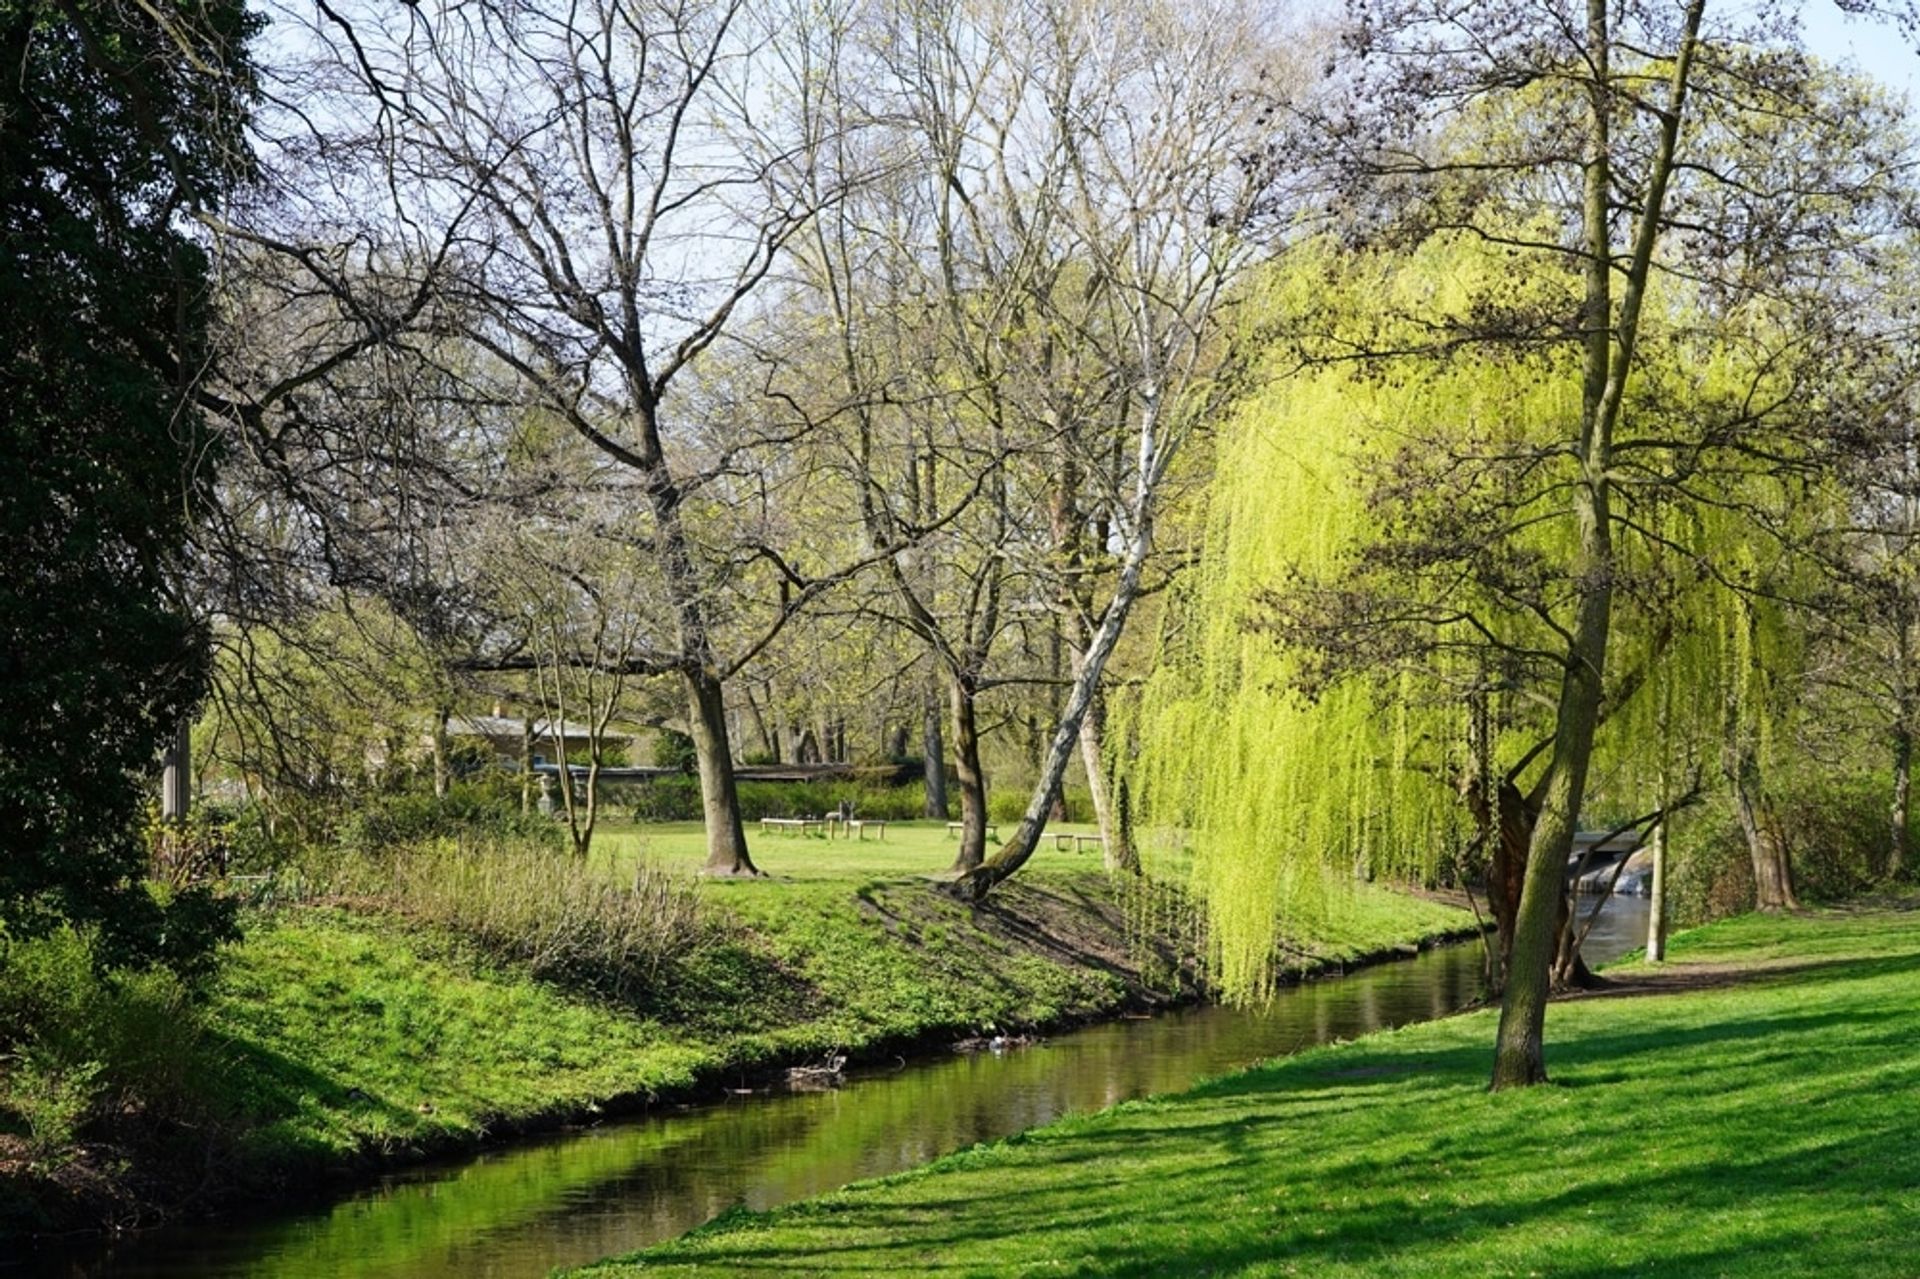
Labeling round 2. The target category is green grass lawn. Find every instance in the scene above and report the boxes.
[574,904,1920,1278]
[592,818,1110,882]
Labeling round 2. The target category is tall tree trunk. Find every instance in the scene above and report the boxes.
[687,668,757,876]
[1488,0,1703,1091]
[1077,679,1137,873]
[949,674,988,872]
[1645,815,1669,963]
[1045,619,1066,821]
[639,400,755,876]
[923,676,950,819]
[744,684,778,761]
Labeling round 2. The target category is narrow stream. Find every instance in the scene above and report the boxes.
[25,896,1651,1279]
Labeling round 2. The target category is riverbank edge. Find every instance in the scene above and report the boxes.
[4,877,1476,1247]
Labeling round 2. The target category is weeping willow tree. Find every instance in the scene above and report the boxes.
[1128,237,1590,1001]
[1126,0,1911,1089]
[1125,221,1840,1045]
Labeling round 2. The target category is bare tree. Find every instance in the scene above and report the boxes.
[214,0,916,874]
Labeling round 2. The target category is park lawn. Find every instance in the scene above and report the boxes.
[592,818,1111,882]
[195,844,1468,1194]
[574,904,1920,1279]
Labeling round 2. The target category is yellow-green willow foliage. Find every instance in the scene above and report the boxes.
[1122,239,1584,998]
[1122,233,1817,1000]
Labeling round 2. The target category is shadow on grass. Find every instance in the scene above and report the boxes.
[1574,948,1920,1000]
[628,1114,1920,1277]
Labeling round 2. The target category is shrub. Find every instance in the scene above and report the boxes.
[334,782,562,857]
[655,730,698,773]
[624,776,703,822]
[989,787,1094,824]
[0,928,221,1169]
[336,837,703,1003]
[613,778,930,823]
[1772,773,1887,901]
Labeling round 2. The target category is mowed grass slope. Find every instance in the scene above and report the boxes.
[199,823,1468,1186]
[576,905,1920,1279]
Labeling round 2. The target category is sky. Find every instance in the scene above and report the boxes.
[1801,1,1920,95]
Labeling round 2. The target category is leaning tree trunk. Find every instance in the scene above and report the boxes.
[1550,878,1607,991]
[953,507,1156,902]
[1492,626,1609,1090]
[948,674,989,872]
[923,677,950,819]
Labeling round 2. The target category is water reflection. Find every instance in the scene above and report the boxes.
[25,897,1650,1279]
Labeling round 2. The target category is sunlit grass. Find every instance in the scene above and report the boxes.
[575,904,1920,1278]
[200,831,1467,1195]
[592,818,1109,883]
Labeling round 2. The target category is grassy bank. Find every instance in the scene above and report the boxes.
[575,902,1920,1278]
[3,822,1469,1237]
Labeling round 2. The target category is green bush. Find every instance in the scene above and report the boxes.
[0,928,221,1171]
[334,782,562,856]
[1666,805,1754,929]
[989,787,1094,824]
[623,776,702,822]
[1772,773,1889,901]
[655,730,698,773]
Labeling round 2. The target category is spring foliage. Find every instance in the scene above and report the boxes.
[1126,236,1820,999]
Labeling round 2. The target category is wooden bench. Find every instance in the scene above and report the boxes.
[1048,832,1106,854]
[761,816,830,837]
[945,820,998,840]
[847,819,888,841]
